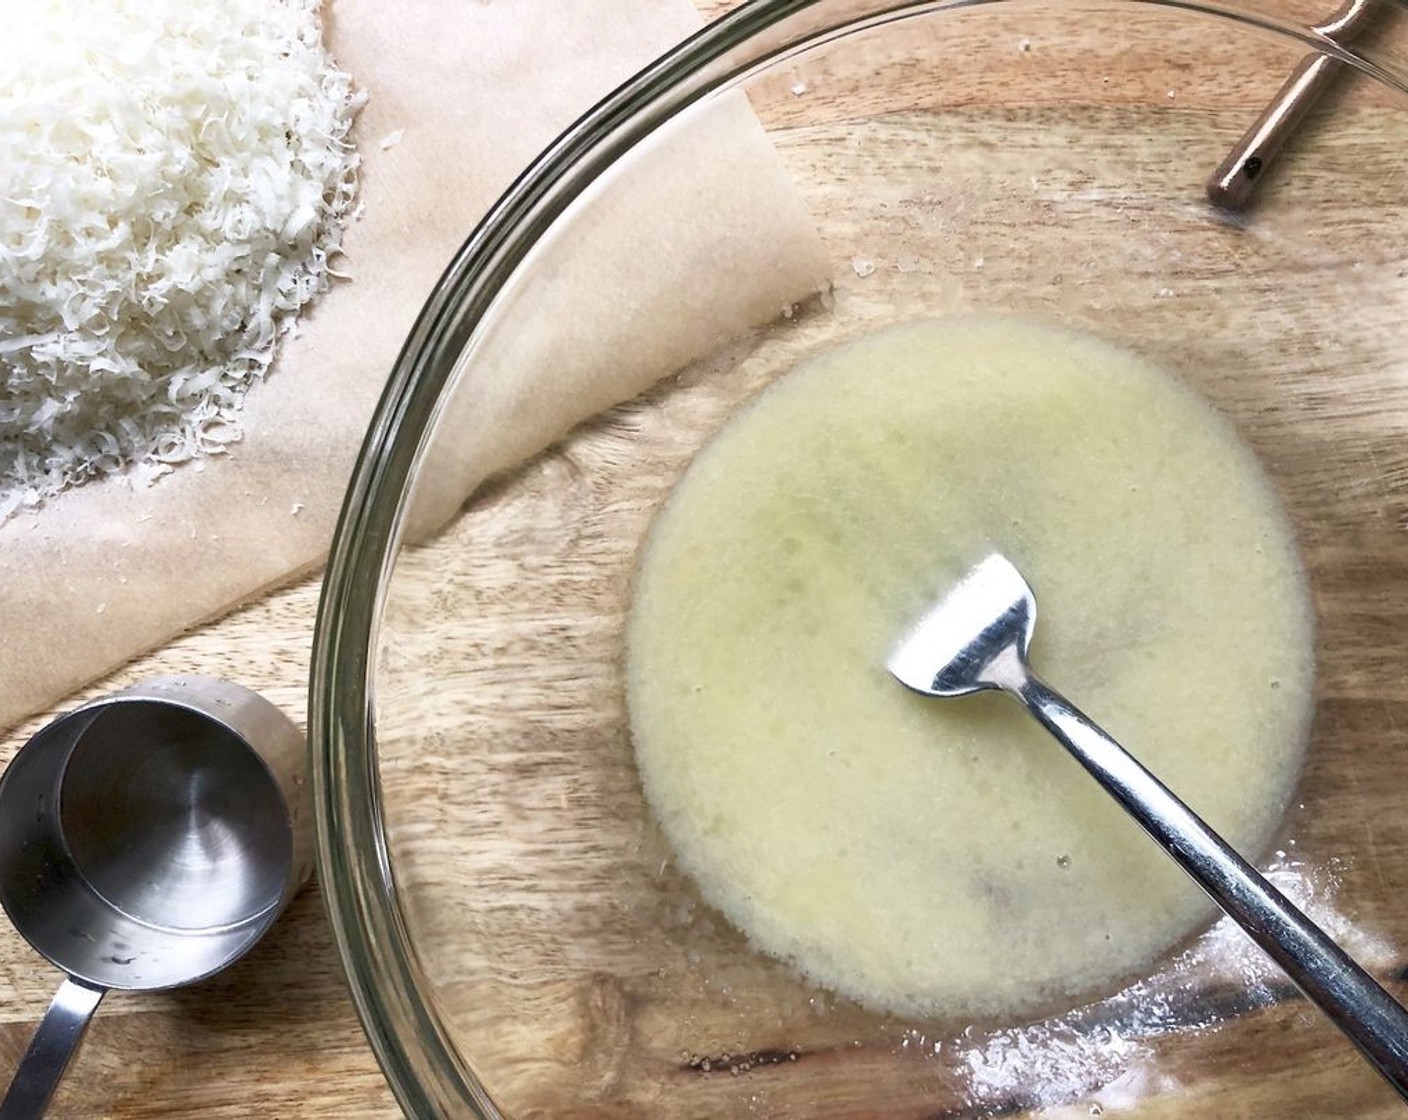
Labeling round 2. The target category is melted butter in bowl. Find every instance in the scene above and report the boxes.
[626,315,1315,1021]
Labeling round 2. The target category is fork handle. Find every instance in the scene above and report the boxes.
[1014,672,1408,1102]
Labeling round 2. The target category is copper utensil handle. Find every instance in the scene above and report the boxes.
[1207,0,1381,209]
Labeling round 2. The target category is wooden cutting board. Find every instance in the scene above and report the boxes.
[4,2,1408,1118]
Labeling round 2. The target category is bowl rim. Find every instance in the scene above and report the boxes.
[307,1,1406,1116]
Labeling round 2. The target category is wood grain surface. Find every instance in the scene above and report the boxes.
[5,1,1408,1118]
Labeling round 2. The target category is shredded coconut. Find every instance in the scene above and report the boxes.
[0,0,365,516]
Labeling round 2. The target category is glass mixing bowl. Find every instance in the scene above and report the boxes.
[311,1,1408,1116]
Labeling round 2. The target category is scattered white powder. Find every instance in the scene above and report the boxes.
[938,854,1395,1115]
[0,0,366,517]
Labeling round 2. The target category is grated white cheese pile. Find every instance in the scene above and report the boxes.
[0,0,365,517]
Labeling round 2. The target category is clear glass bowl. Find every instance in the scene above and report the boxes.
[311,2,1408,1116]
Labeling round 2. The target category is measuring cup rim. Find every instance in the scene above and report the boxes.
[0,680,306,991]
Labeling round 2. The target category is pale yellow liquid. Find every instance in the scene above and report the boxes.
[626,316,1314,1020]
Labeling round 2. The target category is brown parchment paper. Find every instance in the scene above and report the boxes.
[0,0,828,733]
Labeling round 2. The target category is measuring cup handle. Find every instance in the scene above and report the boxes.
[0,977,106,1120]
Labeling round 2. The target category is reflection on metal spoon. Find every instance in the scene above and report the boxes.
[889,553,1408,1101]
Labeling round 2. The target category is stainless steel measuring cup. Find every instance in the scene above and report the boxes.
[0,676,310,1120]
